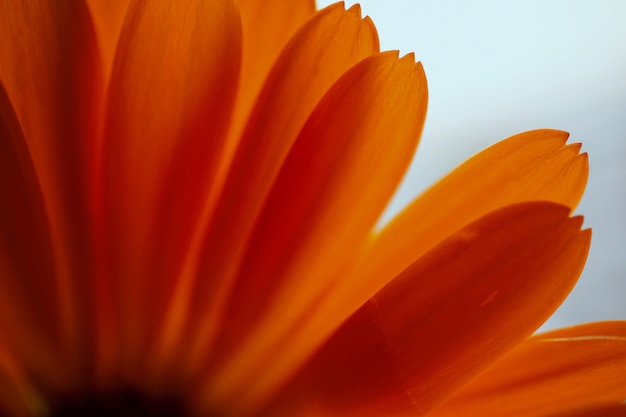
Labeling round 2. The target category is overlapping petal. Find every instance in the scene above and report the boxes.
[267,129,590,409]
[100,0,241,381]
[85,0,131,82]
[430,321,626,417]
[0,1,610,416]
[192,51,427,415]
[337,129,588,317]
[168,1,380,374]
[266,202,590,416]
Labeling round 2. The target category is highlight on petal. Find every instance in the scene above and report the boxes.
[192,51,428,416]
[265,202,590,416]
[430,321,626,417]
[100,0,241,382]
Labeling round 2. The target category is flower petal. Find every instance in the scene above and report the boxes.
[339,129,588,322]
[152,2,379,368]
[430,321,626,417]
[0,0,103,379]
[543,403,626,417]
[228,0,316,141]
[101,0,241,381]
[266,202,590,416]
[85,0,131,81]
[193,51,428,415]
[0,82,69,394]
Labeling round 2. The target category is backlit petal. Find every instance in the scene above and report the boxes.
[266,202,590,416]
[339,129,588,321]
[194,51,428,415]
[101,0,241,382]
[153,2,379,369]
[430,321,626,417]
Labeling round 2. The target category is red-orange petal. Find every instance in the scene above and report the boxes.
[0,82,70,395]
[0,0,103,384]
[100,0,241,382]
[174,1,379,374]
[266,202,590,416]
[193,51,427,415]
[430,321,626,417]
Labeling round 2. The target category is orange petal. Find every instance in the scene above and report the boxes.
[85,0,131,82]
[192,51,428,415]
[229,0,316,142]
[0,0,103,381]
[171,0,379,373]
[101,0,241,381]
[342,129,588,315]
[430,321,626,417]
[266,202,590,416]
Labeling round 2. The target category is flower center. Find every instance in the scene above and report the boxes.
[49,389,188,417]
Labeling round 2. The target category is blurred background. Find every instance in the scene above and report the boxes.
[316,0,626,330]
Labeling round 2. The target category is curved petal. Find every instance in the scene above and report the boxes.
[266,202,590,416]
[0,0,103,382]
[430,321,626,417]
[192,51,428,416]
[152,2,379,367]
[100,0,241,382]
[228,0,316,141]
[341,130,588,315]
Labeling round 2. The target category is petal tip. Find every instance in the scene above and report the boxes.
[347,3,362,17]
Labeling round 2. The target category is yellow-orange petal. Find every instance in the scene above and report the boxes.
[430,321,626,417]
[192,51,427,415]
[266,202,590,416]
[340,129,588,315]
[85,0,131,82]
[228,0,316,142]
[0,0,103,381]
[101,0,241,381]
[172,1,379,373]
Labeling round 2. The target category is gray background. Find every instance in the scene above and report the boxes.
[316,0,626,330]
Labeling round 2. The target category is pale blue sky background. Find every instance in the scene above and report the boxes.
[316,0,626,330]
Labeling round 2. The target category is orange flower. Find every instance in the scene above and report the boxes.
[0,0,624,416]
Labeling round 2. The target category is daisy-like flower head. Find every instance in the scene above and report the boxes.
[1,0,625,416]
